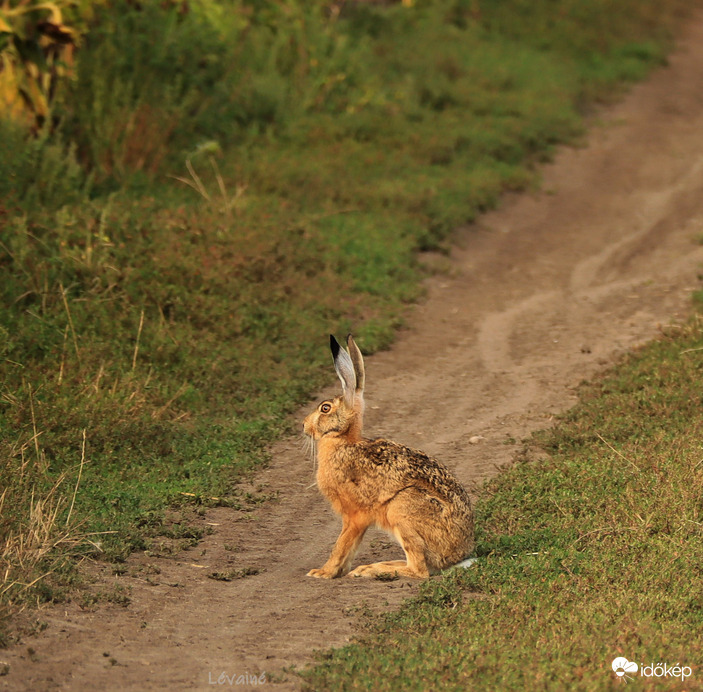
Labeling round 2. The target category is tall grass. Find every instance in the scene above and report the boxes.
[0,0,694,629]
[0,426,92,626]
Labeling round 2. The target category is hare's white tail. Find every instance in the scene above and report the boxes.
[453,557,478,569]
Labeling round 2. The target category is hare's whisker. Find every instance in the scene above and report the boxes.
[300,434,317,478]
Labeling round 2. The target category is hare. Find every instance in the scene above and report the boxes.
[304,334,474,579]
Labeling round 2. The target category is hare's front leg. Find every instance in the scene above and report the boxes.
[307,514,369,579]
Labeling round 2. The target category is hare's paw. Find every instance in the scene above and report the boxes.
[348,561,402,578]
[347,564,374,578]
[348,560,426,579]
[307,567,336,579]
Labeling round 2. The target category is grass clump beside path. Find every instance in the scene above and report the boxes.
[0,0,694,625]
[303,317,703,691]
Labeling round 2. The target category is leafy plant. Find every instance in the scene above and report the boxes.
[0,1,85,130]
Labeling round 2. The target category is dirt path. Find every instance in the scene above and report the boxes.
[4,14,703,692]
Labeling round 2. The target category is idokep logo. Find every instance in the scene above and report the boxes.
[611,657,693,683]
[612,658,638,682]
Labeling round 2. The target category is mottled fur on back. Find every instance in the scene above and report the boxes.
[319,438,471,519]
[352,439,472,508]
[304,335,475,579]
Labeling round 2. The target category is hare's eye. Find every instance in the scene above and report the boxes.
[320,403,332,414]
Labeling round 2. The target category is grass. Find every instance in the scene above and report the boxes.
[0,0,697,634]
[302,316,703,690]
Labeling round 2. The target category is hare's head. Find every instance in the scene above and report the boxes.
[304,335,365,442]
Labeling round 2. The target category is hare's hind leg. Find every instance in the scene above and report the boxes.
[347,524,430,578]
[348,497,431,579]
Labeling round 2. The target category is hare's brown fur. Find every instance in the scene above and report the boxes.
[304,336,474,579]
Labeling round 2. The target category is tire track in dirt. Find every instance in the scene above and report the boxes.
[3,13,703,692]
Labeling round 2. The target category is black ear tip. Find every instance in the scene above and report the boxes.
[346,333,354,343]
[329,334,341,358]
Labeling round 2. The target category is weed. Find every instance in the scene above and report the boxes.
[110,564,127,577]
[79,585,131,611]
[208,568,259,582]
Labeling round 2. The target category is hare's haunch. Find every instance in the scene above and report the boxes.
[304,335,474,579]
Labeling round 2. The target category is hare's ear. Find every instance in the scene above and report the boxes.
[330,335,356,408]
[346,334,365,396]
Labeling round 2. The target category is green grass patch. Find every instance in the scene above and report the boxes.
[302,317,703,690]
[0,0,696,629]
